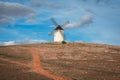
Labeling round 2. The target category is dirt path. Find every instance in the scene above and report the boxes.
[0,47,69,80]
[29,48,69,80]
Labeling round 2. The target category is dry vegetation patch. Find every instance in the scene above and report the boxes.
[0,42,120,80]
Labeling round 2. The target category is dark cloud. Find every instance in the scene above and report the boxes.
[0,1,36,25]
[96,0,111,4]
[81,0,110,4]
[96,0,101,3]
[31,0,59,9]
[0,15,14,25]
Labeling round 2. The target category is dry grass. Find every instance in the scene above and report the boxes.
[0,46,32,63]
[0,42,120,80]
[0,60,52,80]
[36,42,120,80]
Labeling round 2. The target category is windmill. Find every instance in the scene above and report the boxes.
[49,18,69,42]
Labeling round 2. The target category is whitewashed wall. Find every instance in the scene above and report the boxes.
[54,30,64,42]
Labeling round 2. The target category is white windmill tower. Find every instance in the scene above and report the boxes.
[49,18,69,42]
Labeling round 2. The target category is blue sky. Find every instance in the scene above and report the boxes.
[0,0,120,46]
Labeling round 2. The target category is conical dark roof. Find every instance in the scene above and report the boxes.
[54,25,64,30]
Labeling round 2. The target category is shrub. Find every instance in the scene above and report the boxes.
[62,41,66,44]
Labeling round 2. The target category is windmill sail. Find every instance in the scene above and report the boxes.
[51,18,58,26]
[61,21,69,28]
[49,18,69,42]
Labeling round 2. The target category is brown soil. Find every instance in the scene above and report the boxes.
[0,57,52,80]
[0,46,68,80]
[29,48,68,80]
[0,57,30,67]
[0,42,120,80]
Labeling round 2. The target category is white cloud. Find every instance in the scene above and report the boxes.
[0,39,46,46]
[90,39,120,46]
[64,14,94,28]
[0,1,36,25]
[0,41,15,46]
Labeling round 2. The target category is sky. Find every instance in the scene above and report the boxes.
[0,0,120,46]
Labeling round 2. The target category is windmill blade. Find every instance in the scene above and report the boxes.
[61,21,69,28]
[48,30,54,36]
[51,18,58,26]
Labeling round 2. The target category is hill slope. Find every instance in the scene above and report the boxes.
[0,42,120,80]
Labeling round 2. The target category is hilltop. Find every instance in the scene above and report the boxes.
[0,42,120,80]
